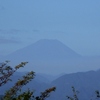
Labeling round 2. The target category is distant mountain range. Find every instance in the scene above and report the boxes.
[47,70,100,100]
[1,39,100,74]
[1,70,100,100]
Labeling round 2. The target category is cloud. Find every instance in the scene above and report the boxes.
[0,29,33,44]
[0,38,20,44]
[0,29,23,34]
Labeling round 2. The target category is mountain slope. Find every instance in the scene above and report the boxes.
[1,39,82,74]
[3,39,81,61]
[48,70,100,100]
[1,39,100,75]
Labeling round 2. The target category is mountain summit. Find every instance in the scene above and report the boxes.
[35,39,81,58]
[4,39,81,61]
[1,39,100,74]
[28,39,81,59]
[0,39,82,74]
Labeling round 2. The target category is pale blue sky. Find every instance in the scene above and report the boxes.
[0,0,100,56]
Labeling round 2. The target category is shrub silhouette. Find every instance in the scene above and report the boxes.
[66,86,79,100]
[0,61,100,100]
[0,61,56,100]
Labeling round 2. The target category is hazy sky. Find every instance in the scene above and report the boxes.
[0,0,100,56]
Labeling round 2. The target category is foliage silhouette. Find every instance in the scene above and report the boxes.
[66,86,79,100]
[0,61,56,100]
[0,61,100,100]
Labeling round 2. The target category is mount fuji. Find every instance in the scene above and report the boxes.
[1,39,100,74]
